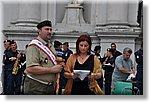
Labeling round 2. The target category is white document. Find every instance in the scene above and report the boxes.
[126,73,136,81]
[104,63,111,66]
[73,70,90,81]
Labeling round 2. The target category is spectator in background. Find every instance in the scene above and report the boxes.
[103,48,115,95]
[93,45,103,90]
[60,42,73,93]
[94,45,101,62]
[111,43,122,59]
[111,47,135,94]
[54,40,65,94]
[54,40,64,58]
[20,44,28,94]
[62,42,73,63]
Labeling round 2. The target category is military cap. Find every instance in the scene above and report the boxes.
[63,42,69,47]
[3,40,11,43]
[37,20,52,29]
[54,40,62,48]
[107,48,115,54]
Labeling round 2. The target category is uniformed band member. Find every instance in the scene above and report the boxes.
[134,42,143,95]
[2,40,11,94]
[24,20,63,95]
[3,40,22,94]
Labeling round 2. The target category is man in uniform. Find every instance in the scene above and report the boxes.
[134,42,143,94]
[2,40,11,94]
[24,20,63,95]
[3,40,22,94]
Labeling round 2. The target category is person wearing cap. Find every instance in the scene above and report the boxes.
[3,40,11,51]
[53,40,64,94]
[62,42,73,63]
[134,42,143,94]
[111,47,135,94]
[111,43,122,59]
[24,20,63,95]
[1,40,11,94]
[58,42,73,94]
[2,40,23,94]
[54,40,64,59]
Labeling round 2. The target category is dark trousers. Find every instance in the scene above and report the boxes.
[5,70,14,95]
[14,71,23,94]
[104,70,113,95]
[135,65,143,95]
[5,70,22,95]
[2,69,9,94]
[58,70,67,94]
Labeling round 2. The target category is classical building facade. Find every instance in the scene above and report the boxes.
[2,0,143,59]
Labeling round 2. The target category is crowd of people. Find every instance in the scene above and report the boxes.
[1,20,143,95]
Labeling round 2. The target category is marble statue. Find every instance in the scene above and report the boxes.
[69,0,84,6]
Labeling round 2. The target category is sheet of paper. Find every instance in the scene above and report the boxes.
[104,63,111,66]
[73,70,90,81]
[126,73,136,81]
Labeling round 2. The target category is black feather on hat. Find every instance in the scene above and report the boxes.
[37,20,52,29]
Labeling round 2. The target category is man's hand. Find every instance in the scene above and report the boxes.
[9,57,17,61]
[50,64,63,73]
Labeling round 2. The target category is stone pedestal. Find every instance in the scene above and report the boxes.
[62,4,85,25]
[52,3,95,52]
[54,3,90,32]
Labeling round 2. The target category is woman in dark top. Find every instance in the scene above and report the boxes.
[72,55,95,94]
[103,48,115,95]
[64,34,102,95]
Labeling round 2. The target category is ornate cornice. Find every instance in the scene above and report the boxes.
[95,24,141,38]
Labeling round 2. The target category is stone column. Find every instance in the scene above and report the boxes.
[47,0,56,26]
[107,1,128,25]
[96,0,139,26]
[13,2,41,26]
[3,2,41,51]
[95,0,107,25]
[95,0,142,62]
[128,1,139,26]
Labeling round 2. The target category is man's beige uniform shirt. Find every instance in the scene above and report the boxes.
[26,36,56,83]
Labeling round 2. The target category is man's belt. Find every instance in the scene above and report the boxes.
[26,74,54,86]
